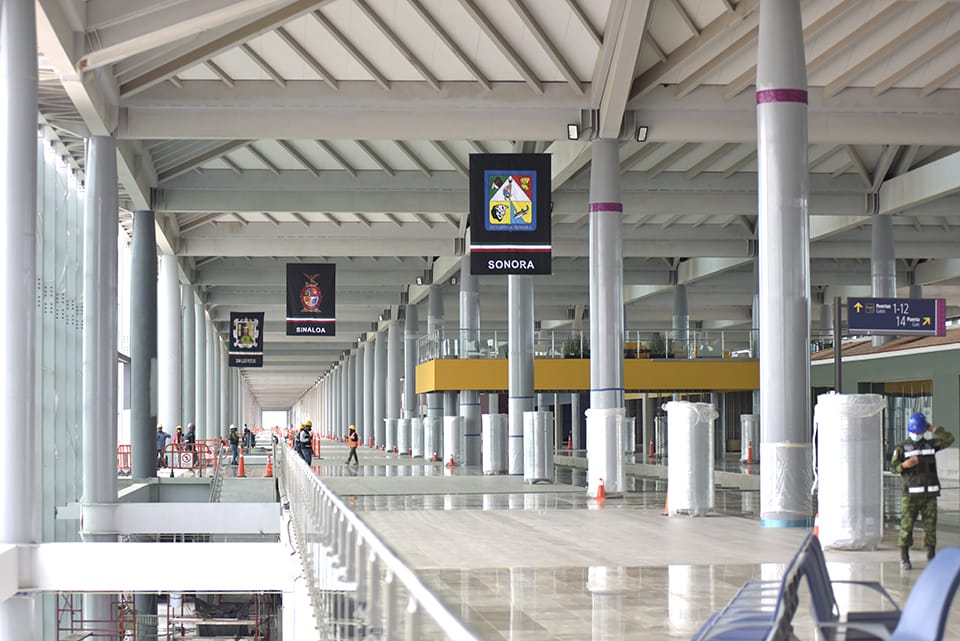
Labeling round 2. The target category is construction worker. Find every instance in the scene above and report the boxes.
[346,425,360,464]
[298,421,314,465]
[229,424,241,465]
[156,424,171,468]
[891,412,955,569]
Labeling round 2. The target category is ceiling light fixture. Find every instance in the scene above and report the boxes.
[450,276,458,286]
[416,276,424,286]
[636,126,649,143]
[567,123,580,141]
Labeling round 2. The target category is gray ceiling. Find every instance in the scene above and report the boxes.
[37,0,960,408]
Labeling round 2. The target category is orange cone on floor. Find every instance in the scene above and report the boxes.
[447,454,455,468]
[649,440,655,459]
[237,452,246,478]
[265,455,273,478]
[747,440,754,464]
[813,513,820,539]
[596,477,606,500]
[432,451,439,462]
[663,489,670,516]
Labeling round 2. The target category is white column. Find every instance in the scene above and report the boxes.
[157,254,181,429]
[195,303,207,440]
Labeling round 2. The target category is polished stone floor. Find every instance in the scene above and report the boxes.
[310,441,960,641]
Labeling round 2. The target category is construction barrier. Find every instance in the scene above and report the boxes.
[116,445,132,475]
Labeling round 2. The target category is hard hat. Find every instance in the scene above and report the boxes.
[907,412,928,434]
[230,423,237,430]
[177,425,183,431]
[156,424,163,429]
[305,420,313,428]
[187,422,195,429]
[349,424,356,431]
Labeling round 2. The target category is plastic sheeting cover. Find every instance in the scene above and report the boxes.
[523,411,554,483]
[665,401,718,516]
[585,408,624,497]
[740,414,759,463]
[443,416,464,465]
[411,418,424,457]
[814,393,885,550]
[482,414,508,474]
[423,417,442,460]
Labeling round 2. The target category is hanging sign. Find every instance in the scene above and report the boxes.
[286,263,336,336]
[847,297,946,336]
[469,153,552,275]
[228,312,264,367]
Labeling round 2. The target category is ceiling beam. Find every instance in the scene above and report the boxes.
[631,0,758,98]
[405,0,491,91]
[119,0,331,97]
[121,84,960,145]
[157,140,249,182]
[594,0,652,138]
[354,0,440,92]
[311,9,390,91]
[274,26,339,91]
[878,150,960,216]
[505,0,583,95]
[455,0,543,94]
[240,43,287,87]
[79,0,291,71]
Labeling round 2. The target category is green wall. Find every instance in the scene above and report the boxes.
[811,346,959,436]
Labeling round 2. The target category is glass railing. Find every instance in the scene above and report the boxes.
[418,328,759,363]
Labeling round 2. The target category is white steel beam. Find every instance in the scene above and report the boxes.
[878,150,960,216]
[78,0,292,71]
[595,0,652,138]
[405,0,491,91]
[120,83,960,145]
[915,259,960,285]
[18,543,291,593]
[505,0,583,95]
[312,9,390,91]
[873,30,960,97]
[355,0,440,91]
[632,0,759,98]
[455,0,543,94]
[80,502,280,535]
[119,0,331,97]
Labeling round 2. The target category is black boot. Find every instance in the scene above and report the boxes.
[900,547,912,570]
[926,546,936,561]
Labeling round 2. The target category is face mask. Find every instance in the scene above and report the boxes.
[909,432,922,441]
[923,431,933,440]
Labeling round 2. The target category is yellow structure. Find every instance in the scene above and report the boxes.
[415,358,759,394]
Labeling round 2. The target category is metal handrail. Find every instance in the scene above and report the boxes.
[418,327,760,363]
[275,443,482,641]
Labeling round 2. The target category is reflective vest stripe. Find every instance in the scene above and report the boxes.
[905,449,937,457]
[907,485,940,493]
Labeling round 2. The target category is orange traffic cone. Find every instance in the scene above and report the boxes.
[446,454,455,468]
[747,440,754,464]
[813,513,820,539]
[432,451,439,462]
[265,455,273,478]
[663,489,670,516]
[596,477,606,500]
[237,452,246,478]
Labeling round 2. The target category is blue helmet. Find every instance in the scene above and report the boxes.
[907,412,928,434]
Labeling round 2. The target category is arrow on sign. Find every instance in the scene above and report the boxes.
[854,302,863,312]
[923,317,931,326]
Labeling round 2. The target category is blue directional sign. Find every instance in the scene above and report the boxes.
[847,297,946,336]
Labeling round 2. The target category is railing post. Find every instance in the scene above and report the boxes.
[366,553,379,632]
[404,596,420,641]
[344,524,356,582]
[383,570,397,641]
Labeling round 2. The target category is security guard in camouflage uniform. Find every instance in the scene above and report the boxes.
[890,412,954,570]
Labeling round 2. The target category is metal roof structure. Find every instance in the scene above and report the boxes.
[36,0,960,408]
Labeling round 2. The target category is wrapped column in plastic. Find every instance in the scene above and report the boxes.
[814,393,884,550]
[523,411,554,483]
[443,416,464,465]
[665,401,718,516]
[385,418,398,452]
[585,408,624,497]
[423,416,442,460]
[482,414,508,475]
[740,414,759,463]
[411,418,424,458]
[623,417,636,453]
[398,418,411,455]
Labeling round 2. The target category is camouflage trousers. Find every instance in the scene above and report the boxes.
[899,495,938,548]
